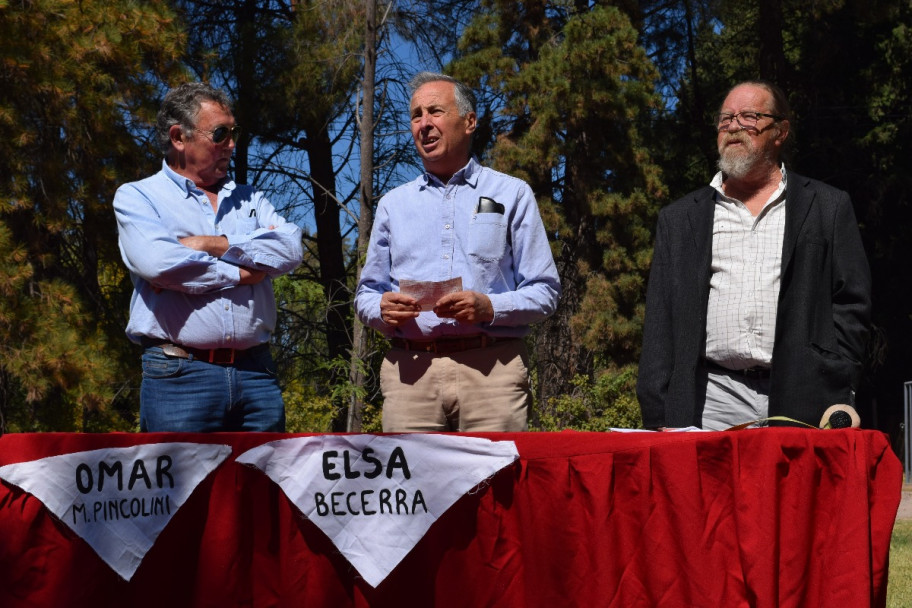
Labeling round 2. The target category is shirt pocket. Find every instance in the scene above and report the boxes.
[235,217,258,235]
[468,213,508,261]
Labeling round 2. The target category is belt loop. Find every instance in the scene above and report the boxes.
[481,335,488,348]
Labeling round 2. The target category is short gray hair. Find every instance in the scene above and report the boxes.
[408,71,476,117]
[155,82,232,154]
[724,80,792,121]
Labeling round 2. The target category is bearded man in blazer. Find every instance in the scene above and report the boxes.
[636,80,871,430]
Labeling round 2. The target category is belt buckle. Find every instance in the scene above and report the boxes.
[209,349,235,364]
[160,343,190,359]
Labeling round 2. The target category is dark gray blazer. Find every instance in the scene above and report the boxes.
[636,173,872,428]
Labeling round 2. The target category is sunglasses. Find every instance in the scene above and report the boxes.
[194,125,241,144]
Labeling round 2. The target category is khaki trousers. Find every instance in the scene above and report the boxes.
[380,339,531,432]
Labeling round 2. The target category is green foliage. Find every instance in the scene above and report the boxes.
[532,365,642,431]
[271,274,329,368]
[324,354,368,408]
[0,0,186,430]
[283,377,337,433]
[282,359,383,434]
[358,400,383,434]
[450,1,666,415]
[0,223,119,431]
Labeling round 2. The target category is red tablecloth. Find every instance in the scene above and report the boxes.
[0,429,902,607]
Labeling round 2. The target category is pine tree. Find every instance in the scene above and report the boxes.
[450,1,666,426]
[0,0,186,430]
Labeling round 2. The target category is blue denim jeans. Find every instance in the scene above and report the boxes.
[139,344,285,432]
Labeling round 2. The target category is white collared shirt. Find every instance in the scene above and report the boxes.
[704,166,788,369]
[354,157,561,339]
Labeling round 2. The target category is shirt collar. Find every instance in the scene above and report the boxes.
[161,159,236,197]
[710,163,788,201]
[420,156,481,189]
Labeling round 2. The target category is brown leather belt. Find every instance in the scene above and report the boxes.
[390,335,516,354]
[144,341,263,365]
[703,359,771,379]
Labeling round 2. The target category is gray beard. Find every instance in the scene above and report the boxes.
[717,147,760,179]
[717,134,779,179]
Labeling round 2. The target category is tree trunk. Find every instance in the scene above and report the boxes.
[757,0,787,83]
[348,0,378,432]
[306,129,350,430]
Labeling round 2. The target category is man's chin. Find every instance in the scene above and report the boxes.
[719,155,755,179]
[198,169,229,189]
[419,147,441,162]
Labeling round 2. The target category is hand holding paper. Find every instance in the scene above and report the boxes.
[388,278,492,324]
[433,290,494,324]
[399,278,463,311]
[379,291,420,326]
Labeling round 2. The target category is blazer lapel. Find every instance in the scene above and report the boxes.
[782,172,814,272]
[686,186,715,280]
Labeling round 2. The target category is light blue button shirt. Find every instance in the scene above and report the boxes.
[355,157,561,339]
[114,161,303,349]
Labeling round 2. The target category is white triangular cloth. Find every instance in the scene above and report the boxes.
[0,442,231,581]
[236,434,518,587]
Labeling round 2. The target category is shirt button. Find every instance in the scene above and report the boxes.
[225,305,230,311]
[445,224,451,229]
[443,254,450,259]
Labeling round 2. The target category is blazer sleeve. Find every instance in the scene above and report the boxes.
[831,192,872,386]
[637,210,675,428]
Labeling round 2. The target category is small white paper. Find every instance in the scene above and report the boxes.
[236,434,518,587]
[0,443,231,581]
[399,277,463,311]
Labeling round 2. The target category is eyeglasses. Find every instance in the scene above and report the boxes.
[715,111,783,131]
[194,125,241,144]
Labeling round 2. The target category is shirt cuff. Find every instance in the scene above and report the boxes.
[487,292,514,326]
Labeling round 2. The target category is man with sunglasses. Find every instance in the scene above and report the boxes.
[637,80,871,430]
[113,82,303,432]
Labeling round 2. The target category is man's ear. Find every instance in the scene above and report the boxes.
[775,119,790,146]
[169,124,186,150]
[465,111,477,135]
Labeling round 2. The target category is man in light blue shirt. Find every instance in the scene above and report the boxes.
[114,82,303,432]
[355,72,560,431]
